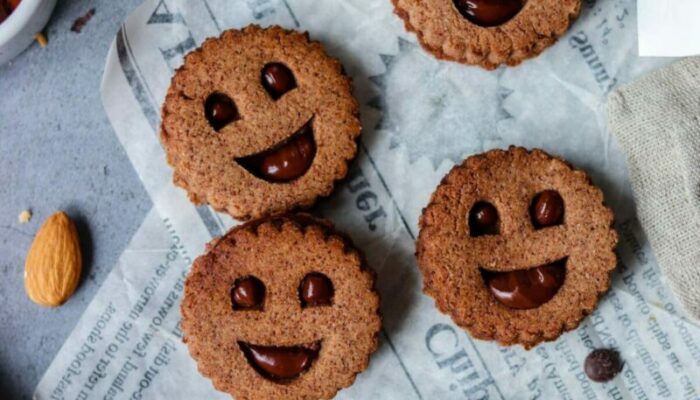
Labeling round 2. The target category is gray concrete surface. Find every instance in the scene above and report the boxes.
[0,1,150,398]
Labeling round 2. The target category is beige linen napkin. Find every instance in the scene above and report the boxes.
[607,57,700,321]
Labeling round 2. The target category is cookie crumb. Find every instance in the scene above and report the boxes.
[18,210,32,224]
[35,33,48,48]
[71,8,95,33]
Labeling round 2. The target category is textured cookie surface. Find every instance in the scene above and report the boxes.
[161,26,361,219]
[392,0,582,69]
[417,147,617,348]
[181,214,381,400]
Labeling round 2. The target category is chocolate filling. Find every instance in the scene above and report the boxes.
[481,257,566,309]
[239,341,320,382]
[235,118,316,183]
[453,0,526,27]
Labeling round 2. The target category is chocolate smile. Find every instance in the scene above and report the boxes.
[480,257,566,310]
[235,118,316,183]
[453,0,526,27]
[239,341,320,382]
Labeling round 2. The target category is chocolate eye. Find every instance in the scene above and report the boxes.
[231,276,265,310]
[205,92,240,131]
[261,63,296,100]
[530,190,564,229]
[299,273,333,307]
[469,201,500,237]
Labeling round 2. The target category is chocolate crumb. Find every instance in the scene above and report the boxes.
[71,8,95,33]
[585,349,623,382]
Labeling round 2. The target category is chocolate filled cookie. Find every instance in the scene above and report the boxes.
[417,147,617,348]
[181,214,381,400]
[161,26,361,219]
[392,0,582,69]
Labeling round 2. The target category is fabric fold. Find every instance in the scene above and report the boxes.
[607,57,700,321]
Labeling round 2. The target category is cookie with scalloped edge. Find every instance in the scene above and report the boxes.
[392,0,582,69]
[417,147,617,349]
[182,213,381,399]
[161,26,361,219]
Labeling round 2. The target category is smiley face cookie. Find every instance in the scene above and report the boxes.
[160,26,361,219]
[417,147,617,348]
[391,0,582,69]
[181,214,381,399]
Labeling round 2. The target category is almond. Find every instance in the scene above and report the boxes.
[24,212,82,307]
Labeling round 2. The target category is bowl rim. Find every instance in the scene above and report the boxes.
[0,0,43,45]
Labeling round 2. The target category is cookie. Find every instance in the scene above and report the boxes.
[391,0,582,69]
[416,147,617,349]
[181,213,381,400]
[160,26,361,219]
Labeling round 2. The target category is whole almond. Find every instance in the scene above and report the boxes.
[24,212,82,307]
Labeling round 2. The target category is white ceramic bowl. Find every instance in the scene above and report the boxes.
[0,0,57,65]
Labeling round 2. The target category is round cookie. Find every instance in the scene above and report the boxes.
[416,147,617,349]
[161,26,361,219]
[181,214,381,400]
[392,0,582,69]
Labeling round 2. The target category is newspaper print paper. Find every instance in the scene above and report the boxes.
[35,1,700,399]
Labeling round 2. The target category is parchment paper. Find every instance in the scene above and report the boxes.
[34,0,700,399]
[638,0,700,57]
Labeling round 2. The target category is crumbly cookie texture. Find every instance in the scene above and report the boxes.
[182,213,381,400]
[161,25,361,220]
[392,0,582,69]
[417,147,617,349]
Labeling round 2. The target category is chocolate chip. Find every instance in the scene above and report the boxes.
[236,120,316,183]
[240,343,318,381]
[482,259,566,309]
[585,349,623,382]
[453,0,525,27]
[261,63,296,100]
[231,276,265,309]
[300,273,334,307]
[531,190,564,228]
[469,201,500,236]
[205,93,239,131]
